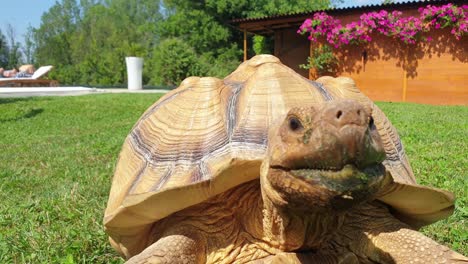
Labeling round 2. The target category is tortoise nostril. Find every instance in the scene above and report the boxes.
[369,116,374,127]
[336,110,343,119]
[357,109,361,116]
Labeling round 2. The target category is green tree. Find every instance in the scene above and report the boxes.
[5,24,22,68]
[0,30,8,67]
[34,0,81,82]
[149,38,204,86]
[33,0,163,85]
[205,0,334,18]
[32,0,333,85]
[23,25,36,64]
[69,0,162,85]
[155,0,333,84]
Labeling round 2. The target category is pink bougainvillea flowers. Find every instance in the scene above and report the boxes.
[298,3,467,46]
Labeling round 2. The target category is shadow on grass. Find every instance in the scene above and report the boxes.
[0,97,34,105]
[0,97,54,105]
[0,108,44,122]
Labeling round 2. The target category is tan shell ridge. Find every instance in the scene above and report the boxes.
[104,55,454,257]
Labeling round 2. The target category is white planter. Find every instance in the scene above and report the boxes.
[125,57,143,90]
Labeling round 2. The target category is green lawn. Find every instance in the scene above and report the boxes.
[0,94,466,263]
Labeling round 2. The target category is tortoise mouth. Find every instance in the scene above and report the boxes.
[270,163,387,210]
[288,163,386,190]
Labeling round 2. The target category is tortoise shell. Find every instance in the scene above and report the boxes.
[104,55,454,257]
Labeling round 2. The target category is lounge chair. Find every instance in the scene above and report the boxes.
[0,66,58,87]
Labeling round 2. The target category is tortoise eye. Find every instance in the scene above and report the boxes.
[288,116,303,131]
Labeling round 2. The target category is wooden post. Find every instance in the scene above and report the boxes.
[402,68,407,102]
[243,29,247,62]
[309,41,312,79]
[309,41,320,80]
[402,47,409,102]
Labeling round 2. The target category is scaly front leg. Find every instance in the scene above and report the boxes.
[126,231,206,264]
[364,225,467,263]
[250,250,359,264]
[344,202,468,264]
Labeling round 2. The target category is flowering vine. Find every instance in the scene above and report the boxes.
[298,3,468,48]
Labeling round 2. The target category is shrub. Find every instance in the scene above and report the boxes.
[203,44,242,78]
[148,38,204,86]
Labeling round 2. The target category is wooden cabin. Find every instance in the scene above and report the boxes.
[232,1,467,105]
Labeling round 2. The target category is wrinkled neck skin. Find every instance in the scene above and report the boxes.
[251,164,346,252]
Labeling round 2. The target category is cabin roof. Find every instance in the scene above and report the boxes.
[231,0,457,34]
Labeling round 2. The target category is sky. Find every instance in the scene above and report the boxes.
[0,0,382,45]
[0,0,57,44]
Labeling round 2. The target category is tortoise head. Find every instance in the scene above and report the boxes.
[261,99,389,212]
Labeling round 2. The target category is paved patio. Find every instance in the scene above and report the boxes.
[0,87,168,98]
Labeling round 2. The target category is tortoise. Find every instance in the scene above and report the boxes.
[104,55,467,263]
